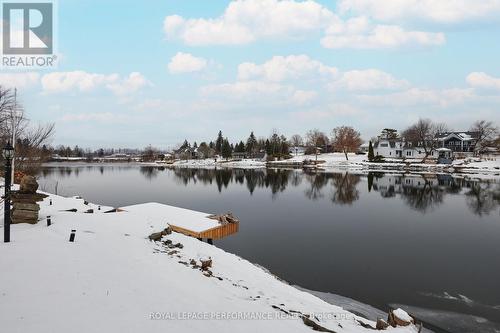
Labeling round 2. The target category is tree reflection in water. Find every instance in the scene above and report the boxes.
[465,181,500,216]
[330,172,361,205]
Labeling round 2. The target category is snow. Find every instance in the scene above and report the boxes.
[0,190,419,333]
[393,308,413,322]
[171,158,266,169]
[121,202,220,233]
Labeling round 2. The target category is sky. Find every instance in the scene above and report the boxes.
[1,0,500,149]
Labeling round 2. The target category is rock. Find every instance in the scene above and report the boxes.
[12,210,38,219]
[11,192,47,203]
[201,258,212,271]
[12,203,40,211]
[19,176,38,194]
[148,231,163,242]
[149,227,173,242]
[376,318,389,330]
[388,308,414,327]
[11,217,38,224]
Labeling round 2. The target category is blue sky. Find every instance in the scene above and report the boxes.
[1,0,500,149]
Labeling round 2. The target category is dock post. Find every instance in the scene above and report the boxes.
[69,230,76,242]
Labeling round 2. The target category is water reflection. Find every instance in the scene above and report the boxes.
[39,164,500,216]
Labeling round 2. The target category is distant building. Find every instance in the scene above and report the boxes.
[358,143,369,153]
[373,129,477,160]
[435,131,479,153]
[174,147,204,159]
[289,146,306,155]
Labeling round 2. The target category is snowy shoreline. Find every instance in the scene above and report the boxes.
[0,188,421,333]
[163,153,500,176]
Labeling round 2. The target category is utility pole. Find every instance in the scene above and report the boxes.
[11,88,17,182]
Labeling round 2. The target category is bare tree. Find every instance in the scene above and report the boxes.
[402,119,444,161]
[290,134,303,156]
[142,145,157,162]
[470,120,498,154]
[331,126,363,161]
[1,86,55,174]
[14,123,55,173]
[290,134,303,147]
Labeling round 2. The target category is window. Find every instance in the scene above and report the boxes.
[380,143,389,147]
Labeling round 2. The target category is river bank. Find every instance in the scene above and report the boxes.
[166,153,500,175]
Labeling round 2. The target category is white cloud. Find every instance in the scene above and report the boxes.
[338,0,500,24]
[331,69,409,91]
[60,112,115,122]
[0,72,40,88]
[41,71,150,95]
[291,90,317,105]
[163,0,446,49]
[201,80,290,99]
[163,0,335,45]
[106,72,150,95]
[41,71,117,93]
[238,55,338,82]
[357,87,476,108]
[321,20,445,49]
[466,72,500,91]
[168,52,207,74]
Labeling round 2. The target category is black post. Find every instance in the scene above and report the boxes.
[69,229,76,242]
[4,157,12,243]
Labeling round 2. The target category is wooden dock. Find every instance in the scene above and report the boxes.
[119,202,239,241]
[169,222,239,240]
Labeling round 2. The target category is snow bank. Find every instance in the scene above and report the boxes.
[121,202,220,233]
[0,191,419,333]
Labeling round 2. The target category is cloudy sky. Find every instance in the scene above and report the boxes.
[1,0,500,149]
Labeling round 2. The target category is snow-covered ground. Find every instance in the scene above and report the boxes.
[171,158,266,169]
[0,191,420,333]
[169,153,500,175]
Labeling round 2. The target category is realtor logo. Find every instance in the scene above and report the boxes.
[1,1,57,68]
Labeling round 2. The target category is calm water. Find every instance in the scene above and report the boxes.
[38,163,500,329]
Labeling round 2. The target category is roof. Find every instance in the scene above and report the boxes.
[436,131,479,141]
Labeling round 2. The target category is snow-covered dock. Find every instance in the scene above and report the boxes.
[121,202,239,240]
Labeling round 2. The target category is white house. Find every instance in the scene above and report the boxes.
[373,129,454,161]
[373,138,404,158]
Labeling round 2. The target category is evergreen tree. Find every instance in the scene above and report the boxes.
[368,141,374,161]
[221,138,232,159]
[237,141,245,153]
[246,131,257,154]
[179,139,189,150]
[215,130,224,153]
[265,139,271,155]
[193,141,198,148]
